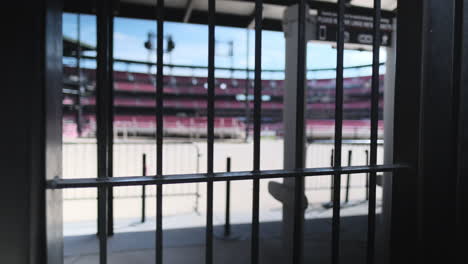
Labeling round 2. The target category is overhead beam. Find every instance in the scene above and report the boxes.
[246,6,264,29]
[64,0,395,32]
[64,2,283,31]
[183,0,196,23]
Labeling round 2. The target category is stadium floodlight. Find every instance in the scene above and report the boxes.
[166,36,175,52]
[144,31,176,53]
[144,32,176,74]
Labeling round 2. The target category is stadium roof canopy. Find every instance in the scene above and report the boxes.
[63,36,95,57]
[65,0,397,32]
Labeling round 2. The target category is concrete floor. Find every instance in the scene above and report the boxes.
[62,141,386,263]
[65,212,384,264]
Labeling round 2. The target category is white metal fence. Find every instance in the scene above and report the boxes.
[62,140,383,209]
[305,143,384,204]
[62,141,202,212]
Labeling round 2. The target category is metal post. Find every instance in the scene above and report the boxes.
[224,157,231,236]
[321,148,335,209]
[96,0,113,261]
[251,1,263,262]
[330,149,334,203]
[206,1,216,263]
[141,154,147,223]
[214,159,240,240]
[155,1,165,263]
[345,150,352,203]
[367,1,382,262]
[332,1,346,263]
[365,150,369,200]
[107,10,115,237]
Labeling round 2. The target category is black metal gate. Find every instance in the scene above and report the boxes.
[47,1,408,264]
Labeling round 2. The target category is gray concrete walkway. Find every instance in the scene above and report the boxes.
[65,212,384,264]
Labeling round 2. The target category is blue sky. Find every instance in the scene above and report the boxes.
[63,13,386,79]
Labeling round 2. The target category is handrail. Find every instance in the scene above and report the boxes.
[47,163,410,189]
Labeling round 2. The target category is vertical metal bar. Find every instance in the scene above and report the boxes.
[225,157,231,237]
[345,150,352,203]
[97,188,108,263]
[141,154,147,223]
[293,1,306,263]
[107,6,115,237]
[207,0,215,263]
[332,1,346,263]
[96,0,113,262]
[156,0,165,263]
[251,1,262,263]
[244,29,250,142]
[368,1,381,263]
[75,13,83,136]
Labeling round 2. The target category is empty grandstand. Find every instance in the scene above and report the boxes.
[63,40,384,139]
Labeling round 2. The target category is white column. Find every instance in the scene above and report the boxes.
[268,4,314,261]
[381,19,397,264]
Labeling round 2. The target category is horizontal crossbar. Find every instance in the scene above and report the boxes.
[47,164,409,189]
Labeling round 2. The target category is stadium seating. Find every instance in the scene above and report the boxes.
[63,67,385,138]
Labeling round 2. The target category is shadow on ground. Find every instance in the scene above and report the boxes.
[65,214,384,264]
